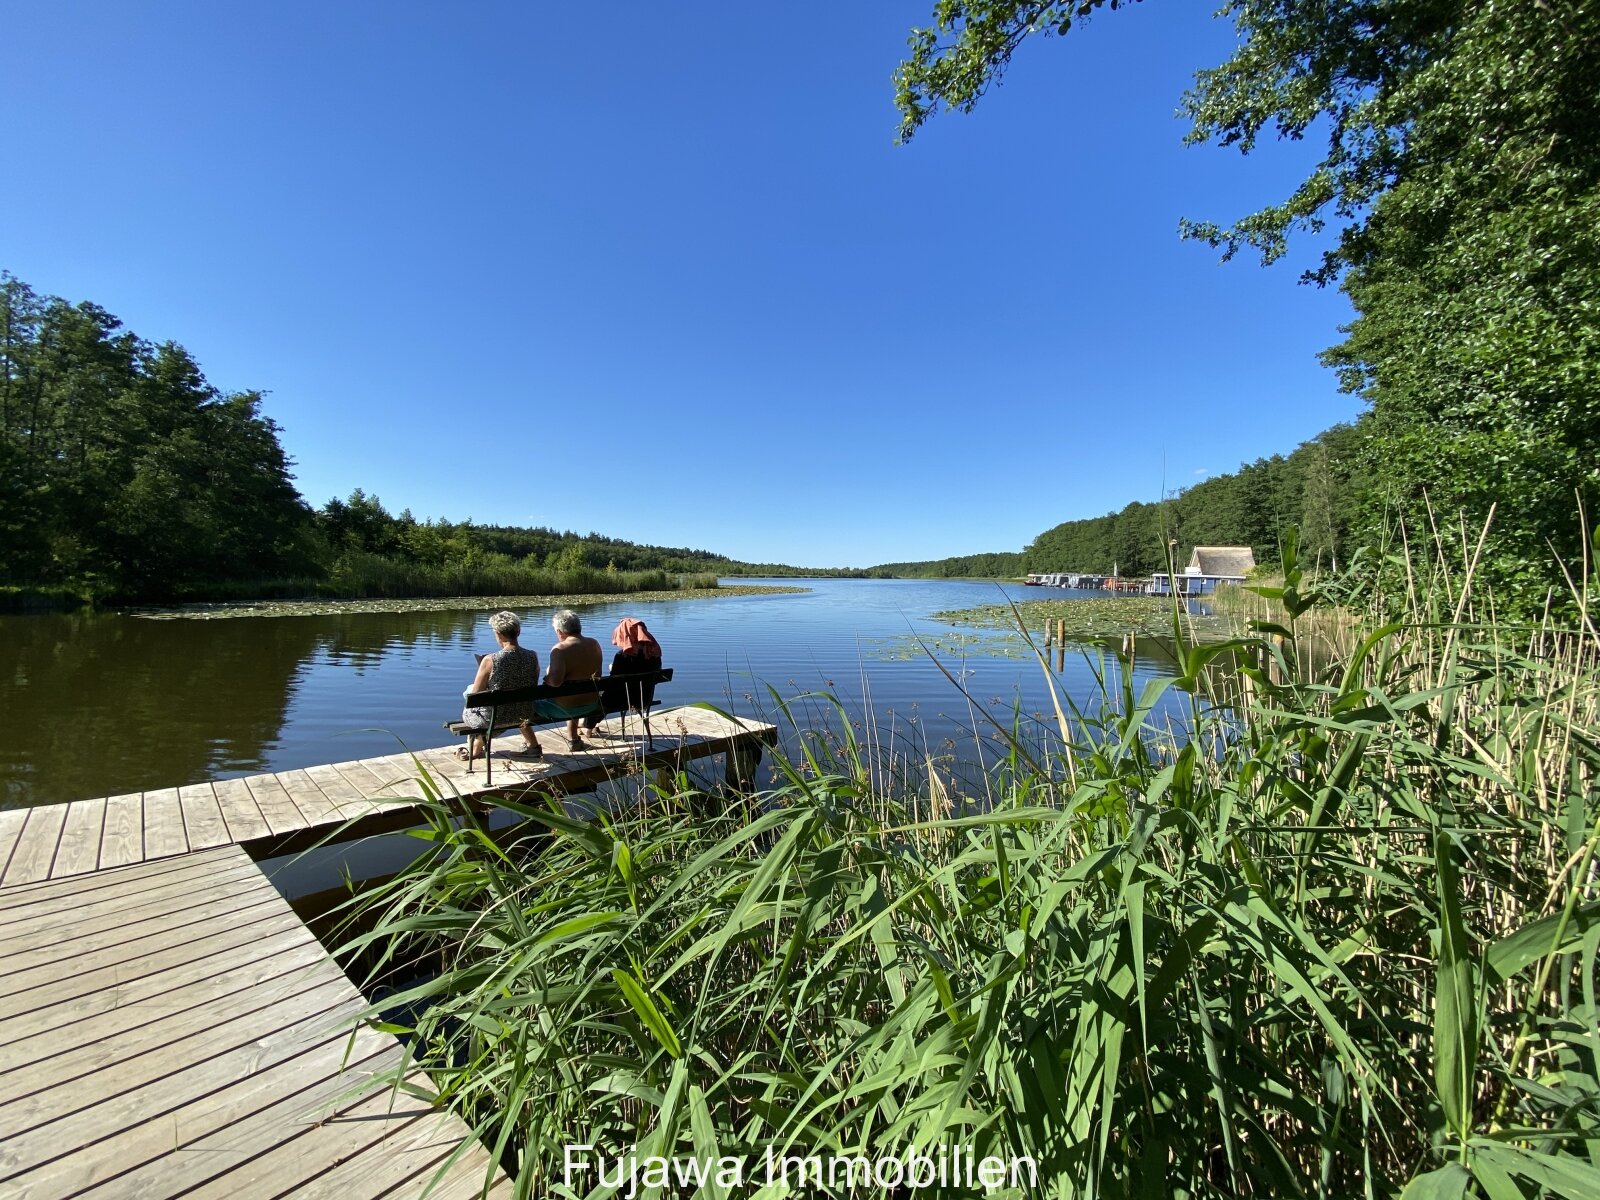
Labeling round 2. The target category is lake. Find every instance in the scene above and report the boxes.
[0,579,1186,809]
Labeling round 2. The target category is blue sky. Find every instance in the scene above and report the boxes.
[3,2,1362,567]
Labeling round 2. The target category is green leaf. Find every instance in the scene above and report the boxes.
[1485,901,1600,984]
[612,967,682,1059]
[1400,1163,1471,1200]
[1470,1141,1600,1199]
[1434,831,1480,1140]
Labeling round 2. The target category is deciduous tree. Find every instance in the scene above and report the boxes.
[898,1,1600,609]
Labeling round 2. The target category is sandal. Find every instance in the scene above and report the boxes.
[454,744,475,762]
[507,745,544,761]
[568,737,589,752]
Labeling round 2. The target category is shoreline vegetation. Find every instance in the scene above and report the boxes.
[338,540,1600,1196]
[932,594,1242,642]
[0,273,885,612]
[122,582,808,620]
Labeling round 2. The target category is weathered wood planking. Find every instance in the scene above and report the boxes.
[5,805,68,886]
[96,792,144,870]
[211,775,273,842]
[0,845,508,1199]
[240,770,309,835]
[0,807,27,879]
[139,787,189,861]
[50,799,107,878]
[0,842,260,917]
[0,864,273,985]
[2,706,777,885]
[176,781,231,850]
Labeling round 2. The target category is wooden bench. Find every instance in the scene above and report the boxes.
[445,668,674,782]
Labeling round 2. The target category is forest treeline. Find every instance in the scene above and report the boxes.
[1022,421,1366,578]
[870,551,1025,579]
[873,421,1364,580]
[0,274,856,606]
[0,275,314,604]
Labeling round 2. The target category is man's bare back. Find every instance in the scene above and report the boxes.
[546,632,603,685]
[543,609,604,749]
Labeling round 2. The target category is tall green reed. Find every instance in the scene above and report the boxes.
[323,549,691,600]
[334,534,1600,1199]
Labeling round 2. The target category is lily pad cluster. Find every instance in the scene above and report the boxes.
[865,630,1034,662]
[932,597,1240,643]
[125,584,808,620]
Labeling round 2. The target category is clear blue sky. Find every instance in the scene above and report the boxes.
[3,2,1362,567]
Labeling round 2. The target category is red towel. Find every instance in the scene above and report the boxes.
[611,617,662,659]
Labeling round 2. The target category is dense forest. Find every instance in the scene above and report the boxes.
[0,262,1351,600]
[0,274,859,606]
[874,421,1365,580]
[1021,421,1367,577]
[870,551,1025,579]
[0,275,317,602]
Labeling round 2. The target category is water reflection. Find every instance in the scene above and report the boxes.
[1,612,311,806]
[0,581,1191,809]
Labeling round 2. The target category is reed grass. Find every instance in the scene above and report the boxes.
[323,550,691,599]
[334,533,1600,1199]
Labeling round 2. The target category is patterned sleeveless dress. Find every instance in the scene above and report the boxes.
[460,646,541,729]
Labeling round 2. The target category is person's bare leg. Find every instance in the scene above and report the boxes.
[566,718,587,749]
[459,730,489,761]
[518,720,543,756]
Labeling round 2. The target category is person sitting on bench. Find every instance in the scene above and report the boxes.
[582,617,664,736]
[458,610,544,761]
[539,609,604,751]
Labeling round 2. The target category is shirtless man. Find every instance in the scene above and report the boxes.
[542,609,604,750]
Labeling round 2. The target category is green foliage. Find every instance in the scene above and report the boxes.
[1024,422,1367,574]
[896,0,1600,615]
[1322,2,1600,611]
[307,490,871,595]
[319,547,678,601]
[339,559,1600,1197]
[870,550,1026,578]
[894,2,1138,144]
[0,273,316,600]
[0,272,861,601]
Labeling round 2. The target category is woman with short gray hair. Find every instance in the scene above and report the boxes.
[458,610,544,761]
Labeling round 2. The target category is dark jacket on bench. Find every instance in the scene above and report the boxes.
[605,650,663,714]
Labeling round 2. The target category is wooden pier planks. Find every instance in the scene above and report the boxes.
[139,787,189,861]
[0,705,777,886]
[4,804,68,886]
[0,709,780,1197]
[97,792,144,870]
[0,844,508,1199]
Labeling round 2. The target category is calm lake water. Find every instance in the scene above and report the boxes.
[0,579,1183,809]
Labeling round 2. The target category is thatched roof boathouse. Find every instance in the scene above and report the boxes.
[1149,546,1256,596]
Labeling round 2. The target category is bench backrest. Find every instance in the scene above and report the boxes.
[464,667,674,712]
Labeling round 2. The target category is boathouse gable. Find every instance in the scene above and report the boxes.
[1188,546,1256,578]
[1149,545,1255,596]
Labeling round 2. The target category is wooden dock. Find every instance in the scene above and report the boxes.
[0,706,776,1198]
[0,705,778,886]
[0,845,510,1198]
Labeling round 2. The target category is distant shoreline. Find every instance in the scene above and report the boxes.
[118,584,809,620]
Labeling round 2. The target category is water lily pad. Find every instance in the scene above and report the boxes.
[124,585,808,620]
[931,597,1241,643]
